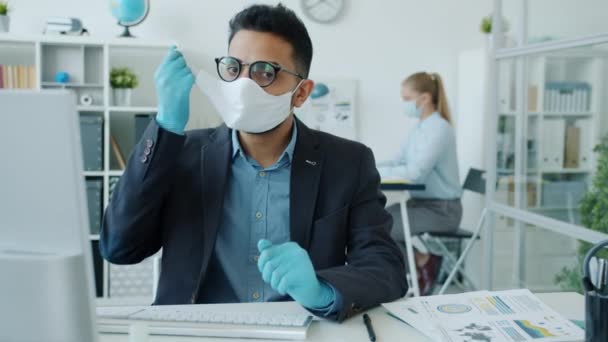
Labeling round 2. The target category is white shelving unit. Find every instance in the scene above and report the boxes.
[458,45,608,291]
[0,34,171,302]
[495,50,606,220]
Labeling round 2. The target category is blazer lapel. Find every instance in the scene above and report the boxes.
[290,119,324,251]
[194,124,231,301]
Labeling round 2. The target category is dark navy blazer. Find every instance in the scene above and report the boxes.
[100,118,407,322]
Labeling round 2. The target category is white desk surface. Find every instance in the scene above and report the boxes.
[98,292,584,342]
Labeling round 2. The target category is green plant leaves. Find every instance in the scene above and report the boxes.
[555,135,608,292]
[0,2,8,16]
[110,67,139,89]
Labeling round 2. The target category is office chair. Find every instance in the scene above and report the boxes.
[421,168,488,295]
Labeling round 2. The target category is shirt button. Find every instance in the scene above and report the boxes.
[259,171,266,177]
[255,212,263,220]
[252,292,260,300]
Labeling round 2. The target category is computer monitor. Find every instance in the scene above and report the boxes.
[0,90,98,342]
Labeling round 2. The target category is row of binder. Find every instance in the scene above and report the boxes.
[544,82,591,113]
[540,118,589,170]
[0,65,37,89]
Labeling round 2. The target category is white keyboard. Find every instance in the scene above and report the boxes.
[97,303,313,340]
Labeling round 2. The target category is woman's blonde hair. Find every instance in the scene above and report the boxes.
[402,72,453,124]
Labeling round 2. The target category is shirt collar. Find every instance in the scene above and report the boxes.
[231,120,298,163]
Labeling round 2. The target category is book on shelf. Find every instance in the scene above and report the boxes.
[0,65,37,90]
[564,125,581,168]
[110,135,126,170]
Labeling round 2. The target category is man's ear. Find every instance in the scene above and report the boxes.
[293,79,315,108]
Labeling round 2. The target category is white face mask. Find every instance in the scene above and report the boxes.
[403,98,423,118]
[196,70,303,134]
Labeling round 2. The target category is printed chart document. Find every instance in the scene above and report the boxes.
[382,289,584,342]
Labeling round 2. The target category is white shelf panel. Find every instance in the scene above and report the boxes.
[108,170,124,177]
[0,34,171,49]
[542,112,594,117]
[109,106,157,113]
[78,105,105,112]
[540,169,591,174]
[90,235,100,240]
[500,112,541,116]
[496,168,540,173]
[83,171,104,177]
[41,82,103,88]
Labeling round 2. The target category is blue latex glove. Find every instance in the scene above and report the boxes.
[257,239,335,309]
[154,46,195,135]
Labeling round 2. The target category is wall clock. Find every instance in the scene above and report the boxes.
[301,0,346,24]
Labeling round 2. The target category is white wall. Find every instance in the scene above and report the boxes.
[8,0,492,160]
[9,0,608,157]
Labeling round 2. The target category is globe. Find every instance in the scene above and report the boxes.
[110,0,150,38]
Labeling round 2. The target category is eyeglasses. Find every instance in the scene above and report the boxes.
[215,56,304,88]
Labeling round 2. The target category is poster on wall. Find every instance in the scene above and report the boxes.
[295,79,358,141]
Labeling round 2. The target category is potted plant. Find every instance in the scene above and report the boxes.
[555,135,608,292]
[0,1,10,33]
[110,67,138,106]
[480,14,510,49]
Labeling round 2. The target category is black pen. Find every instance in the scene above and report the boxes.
[363,313,376,342]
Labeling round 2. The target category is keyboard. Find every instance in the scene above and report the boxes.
[96,303,313,340]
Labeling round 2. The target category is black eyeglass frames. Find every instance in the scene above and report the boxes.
[215,56,304,87]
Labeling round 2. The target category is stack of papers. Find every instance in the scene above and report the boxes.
[382,289,584,342]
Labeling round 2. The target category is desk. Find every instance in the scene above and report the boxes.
[98,293,584,342]
[380,181,425,297]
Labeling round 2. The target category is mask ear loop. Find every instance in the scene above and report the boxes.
[290,79,307,113]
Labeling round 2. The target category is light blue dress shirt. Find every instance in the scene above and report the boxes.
[378,112,462,199]
[214,121,340,315]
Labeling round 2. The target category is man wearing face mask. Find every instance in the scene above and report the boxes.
[100,4,406,322]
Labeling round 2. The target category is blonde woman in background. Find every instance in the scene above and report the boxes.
[378,72,463,296]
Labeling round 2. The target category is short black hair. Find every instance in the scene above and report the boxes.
[228,3,313,78]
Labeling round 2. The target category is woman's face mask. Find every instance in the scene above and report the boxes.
[403,97,423,118]
[196,70,303,134]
